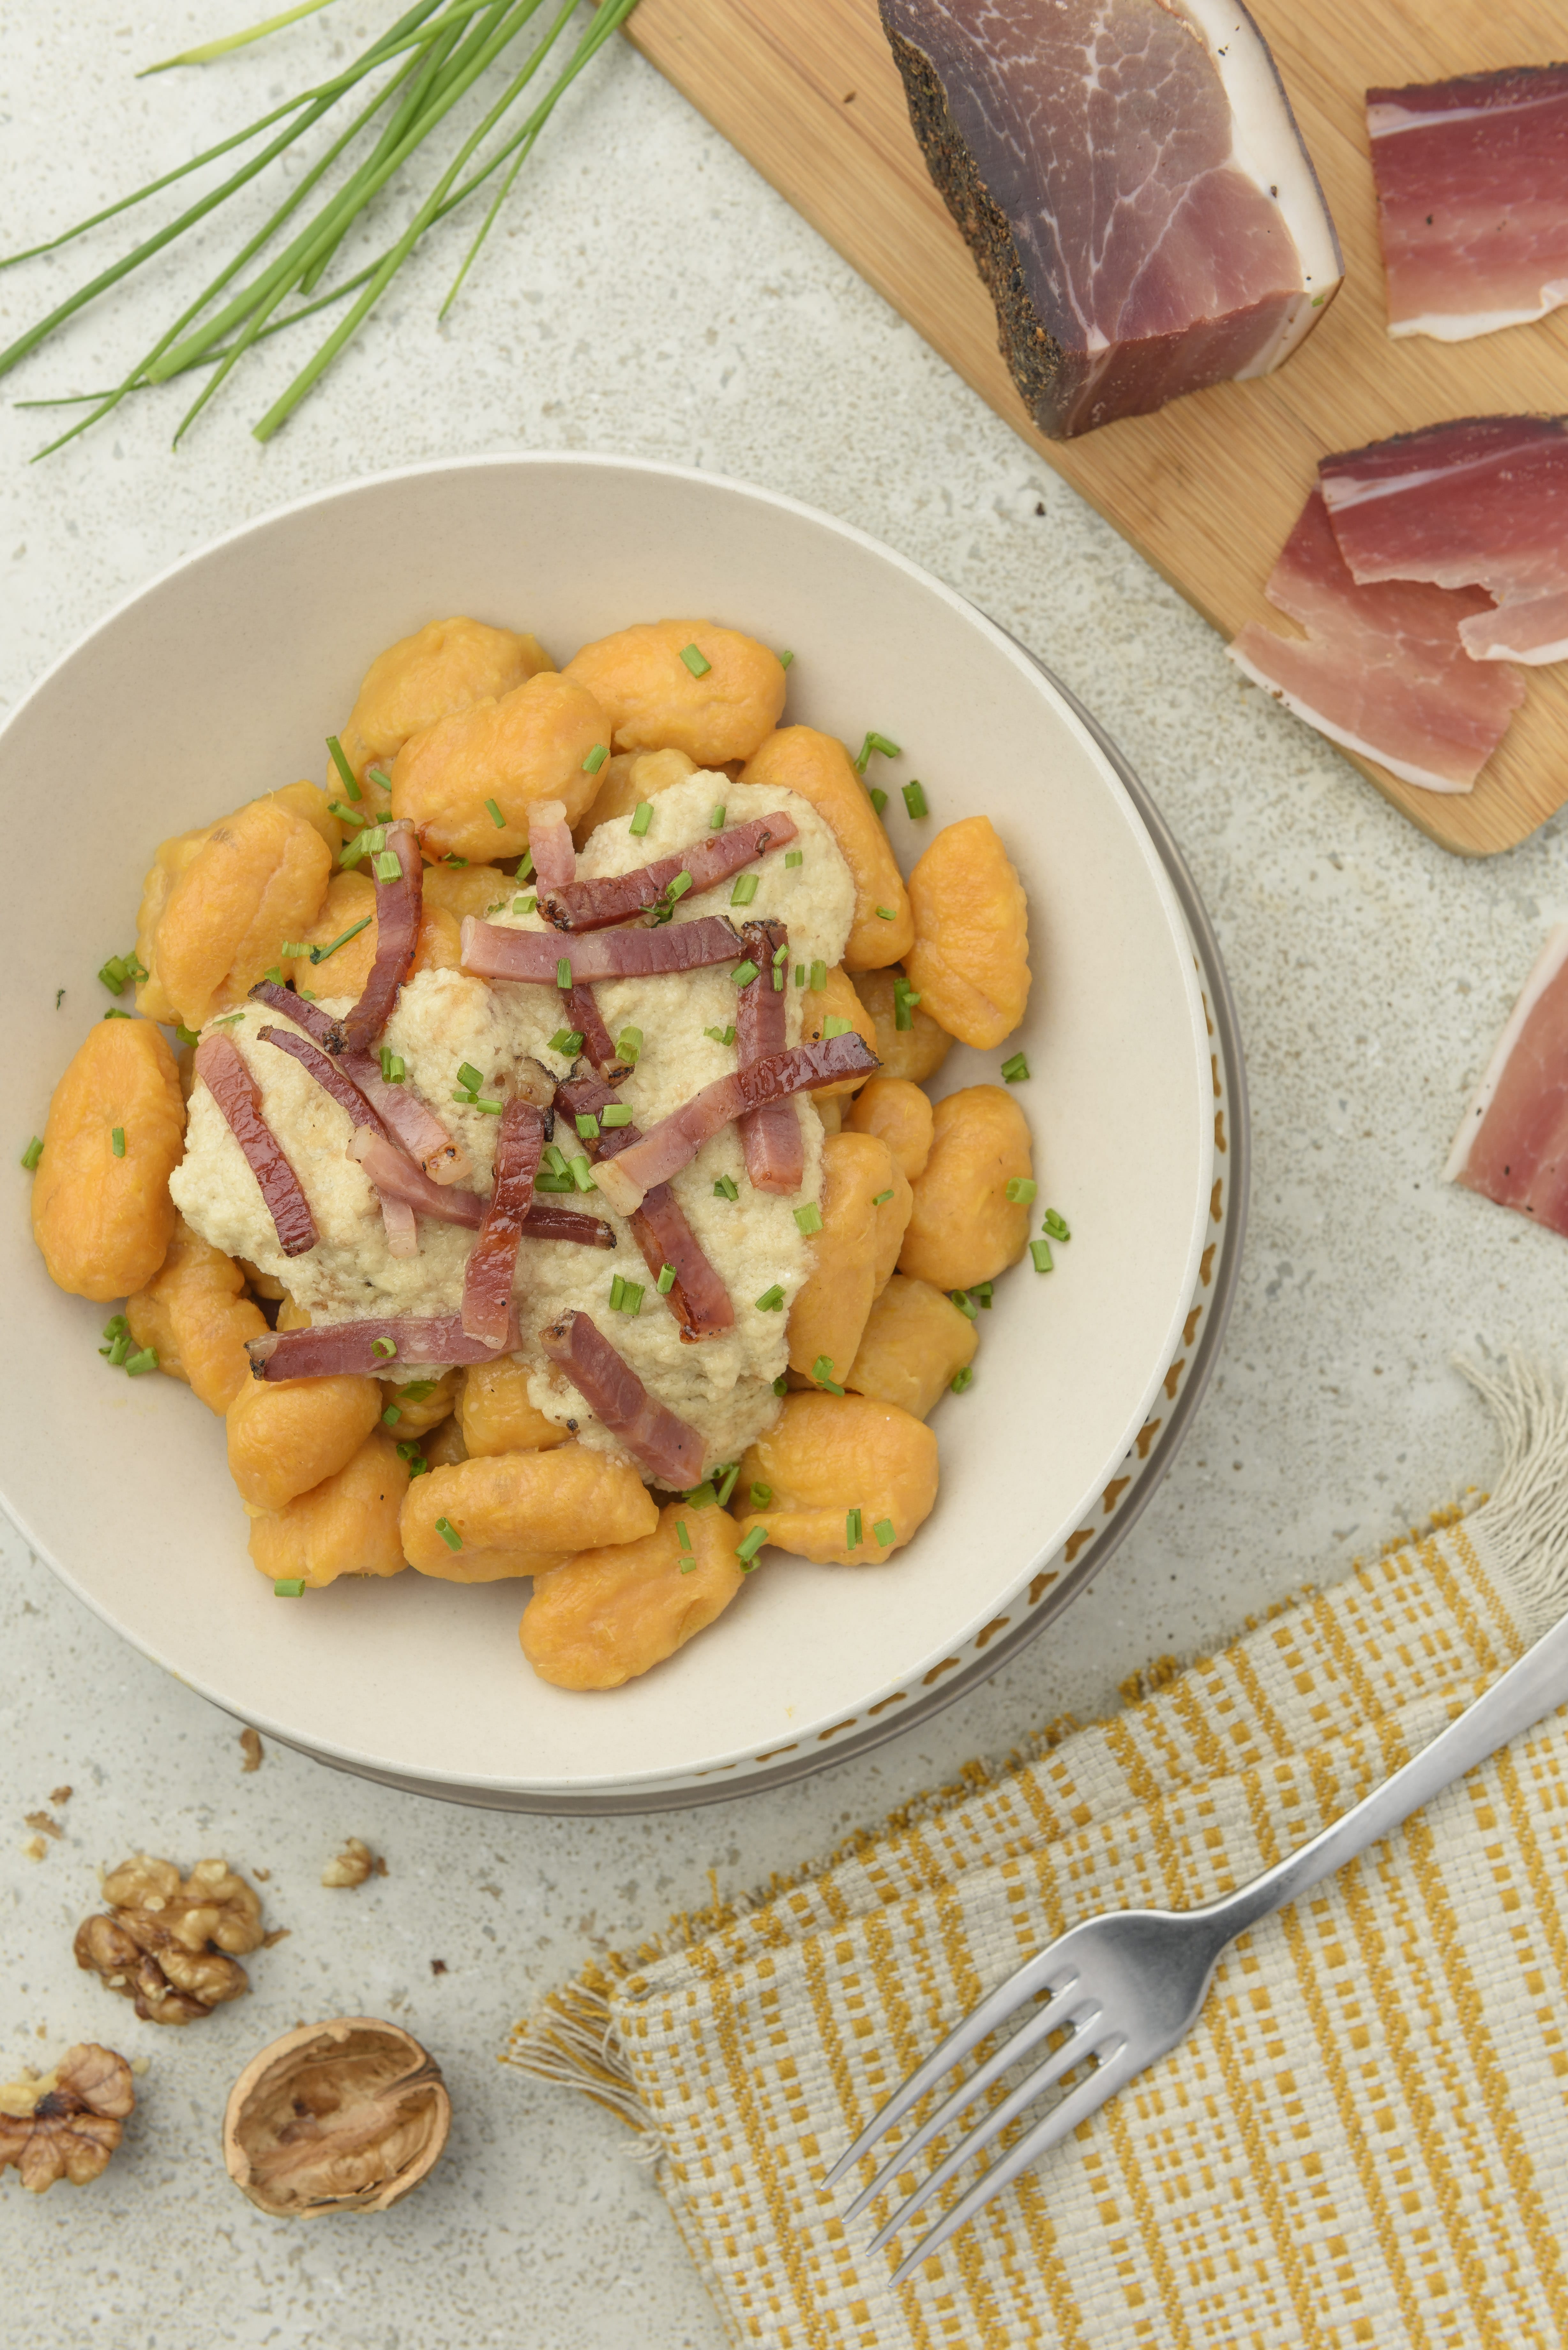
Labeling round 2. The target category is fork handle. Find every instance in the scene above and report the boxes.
[1208,1604,1568,1941]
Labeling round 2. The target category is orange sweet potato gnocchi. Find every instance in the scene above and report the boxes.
[391,674,610,861]
[520,1502,748,1688]
[904,816,1030,1050]
[135,791,333,1031]
[246,1429,410,1588]
[226,1374,383,1513]
[736,1392,938,1566]
[562,622,785,765]
[126,1216,267,1414]
[31,1019,185,1302]
[338,616,554,781]
[741,727,912,969]
[401,1446,657,1582]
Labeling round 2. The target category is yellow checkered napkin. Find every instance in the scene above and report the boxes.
[509,1362,1568,2348]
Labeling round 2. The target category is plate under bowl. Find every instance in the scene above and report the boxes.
[0,455,1220,1805]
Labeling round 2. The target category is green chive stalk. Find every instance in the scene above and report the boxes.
[3,0,639,453]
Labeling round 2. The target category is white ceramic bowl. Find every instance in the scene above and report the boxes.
[0,456,1215,1806]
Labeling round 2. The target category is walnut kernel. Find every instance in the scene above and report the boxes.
[223,2018,450,2217]
[0,2045,134,2193]
[321,1839,385,1889]
[75,1854,268,2025]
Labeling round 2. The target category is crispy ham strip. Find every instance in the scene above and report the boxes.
[589,1033,878,1217]
[195,1031,318,1258]
[735,917,803,1194]
[528,798,576,891]
[519,1201,616,1249]
[247,980,470,1184]
[562,982,631,1081]
[556,1073,734,1340]
[461,1099,547,1345]
[248,1312,520,1381]
[343,1131,611,1246]
[342,818,421,1053]
[460,913,742,985]
[540,1310,705,1489]
[541,813,798,932]
[257,1024,390,1139]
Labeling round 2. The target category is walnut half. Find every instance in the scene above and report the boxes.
[0,2045,134,2193]
[223,2019,450,2217]
[75,1854,267,2025]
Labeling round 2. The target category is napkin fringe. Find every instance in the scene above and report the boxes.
[507,1351,1567,2136]
[1456,1352,1568,1639]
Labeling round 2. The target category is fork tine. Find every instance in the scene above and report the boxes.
[886,2047,1136,2290]
[821,1945,1078,2191]
[845,1993,1101,2223]
[864,2019,1115,2253]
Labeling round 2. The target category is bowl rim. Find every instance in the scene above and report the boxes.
[2,451,1232,1802]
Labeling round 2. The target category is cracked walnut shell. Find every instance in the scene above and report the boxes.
[223,2019,450,2217]
[0,2044,134,2193]
[75,1854,266,2024]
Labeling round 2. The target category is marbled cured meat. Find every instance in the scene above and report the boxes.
[248,1313,520,1381]
[734,919,803,1195]
[1227,488,1524,792]
[527,799,576,892]
[556,1071,735,1339]
[460,913,742,984]
[541,815,797,932]
[539,1310,706,1489]
[1368,66,1568,344]
[1445,928,1568,1235]
[879,0,1341,436]
[342,819,421,1053]
[1320,417,1568,667]
[461,1099,546,1345]
[195,1032,318,1258]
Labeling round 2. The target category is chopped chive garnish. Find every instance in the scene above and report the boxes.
[544,1145,569,1177]
[261,967,284,988]
[686,1481,718,1511]
[846,1507,863,1548]
[103,1008,133,1020]
[704,1024,737,1047]
[620,1281,644,1316]
[21,1136,42,1171]
[950,1290,979,1320]
[98,954,130,995]
[568,1155,595,1193]
[773,944,789,968]
[367,767,393,795]
[784,849,803,869]
[556,958,572,990]
[902,781,929,818]
[971,1281,994,1310]
[327,801,366,831]
[709,803,727,829]
[713,1173,739,1200]
[1006,1177,1037,1204]
[279,942,310,962]
[473,1099,504,1116]
[609,1273,625,1312]
[547,1029,584,1057]
[372,1336,398,1360]
[1001,1052,1030,1083]
[874,906,896,921]
[794,1202,823,1234]
[1043,1209,1071,1241]
[174,1026,200,1048]
[750,1482,773,1510]
[657,1263,676,1292]
[379,1048,406,1084]
[516,848,536,883]
[715,1462,740,1507]
[484,797,506,830]
[583,743,609,774]
[396,1441,429,1475]
[403,1381,439,1400]
[372,850,403,883]
[1030,1238,1055,1274]
[382,1404,402,1427]
[274,1578,306,1597]
[735,1525,768,1565]
[755,1284,785,1311]
[809,959,827,993]
[732,960,760,989]
[615,1027,642,1065]
[513,894,538,915]
[773,1374,788,1396]
[575,1112,600,1141]
[434,1518,463,1553]
[443,855,468,868]
[210,1012,244,1026]
[103,1332,132,1367]
[730,873,759,907]
[456,1064,484,1093]
[676,1520,692,1551]
[795,963,806,987]
[679,642,712,677]
[535,1173,575,1193]
[110,1127,126,1158]
[855,731,901,773]
[812,1356,845,1395]
[326,737,358,798]
[868,787,888,816]
[629,802,653,836]
[873,1518,895,1546]
[821,1015,853,1040]
[871,1188,894,1206]
[678,1557,698,1574]
[601,1105,632,1128]
[125,1346,159,1376]
[666,871,693,904]
[779,650,795,669]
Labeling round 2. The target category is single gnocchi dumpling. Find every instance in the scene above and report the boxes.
[845,1076,934,1181]
[401,1445,657,1582]
[735,1391,938,1565]
[456,1359,569,1457]
[31,1018,186,1302]
[904,815,1030,1050]
[562,621,785,766]
[246,1429,411,1588]
[337,616,554,782]
[852,965,953,1086]
[391,673,611,861]
[571,747,696,848]
[845,1275,977,1419]
[380,1366,460,1440]
[126,1215,267,1414]
[520,1501,749,1689]
[787,1131,901,1391]
[226,1372,383,1513]
[741,728,912,970]
[135,789,334,1031]
[899,1086,1034,1291]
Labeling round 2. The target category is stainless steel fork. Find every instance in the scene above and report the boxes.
[827,1603,1568,2287]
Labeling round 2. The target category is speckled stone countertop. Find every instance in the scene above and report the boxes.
[5,9,1568,2346]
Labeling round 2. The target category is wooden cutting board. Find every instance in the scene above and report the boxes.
[625,0,1568,856]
